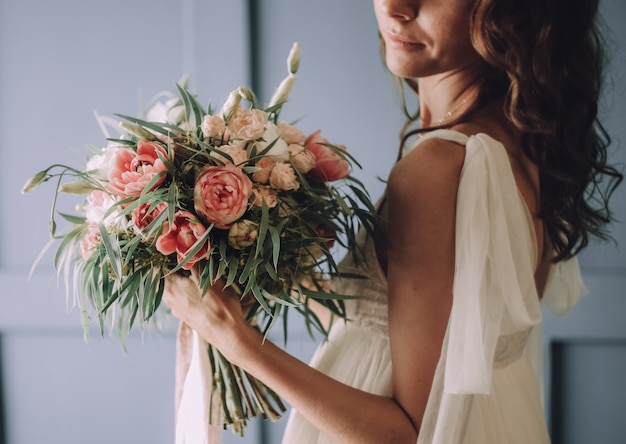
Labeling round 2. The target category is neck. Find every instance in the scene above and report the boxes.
[418,67,484,128]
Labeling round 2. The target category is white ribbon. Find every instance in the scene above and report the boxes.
[175,330,221,444]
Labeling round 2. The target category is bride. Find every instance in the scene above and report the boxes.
[163,0,622,442]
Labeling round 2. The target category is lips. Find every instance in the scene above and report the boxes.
[384,32,421,48]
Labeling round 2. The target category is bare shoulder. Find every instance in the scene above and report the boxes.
[386,136,466,205]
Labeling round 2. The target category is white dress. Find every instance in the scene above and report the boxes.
[281,129,584,444]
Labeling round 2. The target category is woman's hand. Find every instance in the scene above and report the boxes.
[162,268,248,356]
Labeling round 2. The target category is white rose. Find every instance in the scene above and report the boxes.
[83,190,129,230]
[146,97,181,123]
[254,122,289,159]
[86,142,126,183]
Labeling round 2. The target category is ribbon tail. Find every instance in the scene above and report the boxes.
[175,328,222,444]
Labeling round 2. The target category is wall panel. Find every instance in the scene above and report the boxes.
[0,1,249,443]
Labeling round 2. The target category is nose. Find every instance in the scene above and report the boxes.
[376,0,418,21]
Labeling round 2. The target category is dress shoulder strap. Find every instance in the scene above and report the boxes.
[403,129,469,157]
[445,133,543,394]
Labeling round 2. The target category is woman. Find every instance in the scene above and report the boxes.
[164,0,622,442]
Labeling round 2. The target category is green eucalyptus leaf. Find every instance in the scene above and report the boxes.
[115,114,173,137]
[225,255,239,288]
[267,225,281,271]
[98,224,123,280]
[58,212,87,224]
[255,201,269,259]
[251,283,272,315]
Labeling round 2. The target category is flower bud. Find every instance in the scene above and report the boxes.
[228,219,259,250]
[237,86,255,103]
[21,170,47,194]
[119,122,156,140]
[268,73,296,108]
[58,181,95,194]
[221,89,242,122]
[287,42,301,74]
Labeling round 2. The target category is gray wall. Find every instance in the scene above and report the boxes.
[0,1,624,444]
[1,1,250,443]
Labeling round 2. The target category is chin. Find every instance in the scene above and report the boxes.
[386,59,423,79]
[384,50,434,78]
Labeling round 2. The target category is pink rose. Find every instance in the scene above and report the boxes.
[156,210,210,270]
[106,140,169,197]
[277,120,306,144]
[201,114,226,139]
[304,130,351,182]
[269,162,300,191]
[80,223,101,260]
[227,108,268,140]
[288,144,316,173]
[252,185,279,208]
[132,202,167,233]
[251,157,276,184]
[83,190,112,225]
[210,143,248,166]
[194,163,253,229]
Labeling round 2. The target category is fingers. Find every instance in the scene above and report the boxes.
[189,265,201,286]
[162,273,200,311]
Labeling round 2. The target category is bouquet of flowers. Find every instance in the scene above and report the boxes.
[22,43,378,435]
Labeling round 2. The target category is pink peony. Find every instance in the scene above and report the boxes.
[194,163,253,229]
[106,140,169,198]
[132,202,167,233]
[304,130,351,182]
[155,210,210,270]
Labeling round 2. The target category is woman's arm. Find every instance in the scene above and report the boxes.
[385,138,465,430]
[163,138,465,443]
[164,275,417,443]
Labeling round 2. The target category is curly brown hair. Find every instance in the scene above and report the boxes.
[395,0,623,262]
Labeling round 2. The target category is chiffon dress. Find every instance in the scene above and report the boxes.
[280,129,584,444]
